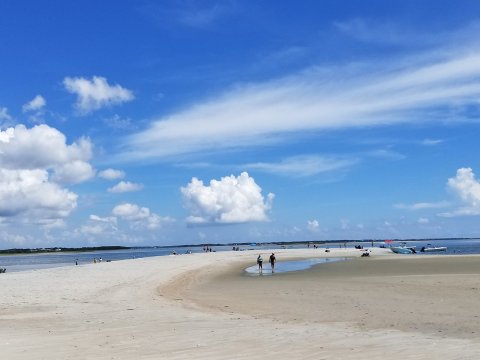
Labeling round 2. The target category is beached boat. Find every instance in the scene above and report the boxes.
[390,246,415,254]
[420,246,447,252]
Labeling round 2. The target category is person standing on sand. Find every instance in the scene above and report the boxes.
[257,254,263,273]
[269,253,276,273]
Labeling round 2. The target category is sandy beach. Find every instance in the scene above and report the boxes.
[2,248,480,359]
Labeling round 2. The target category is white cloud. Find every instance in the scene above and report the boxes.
[143,1,237,28]
[0,231,30,246]
[246,155,358,177]
[366,149,406,160]
[439,167,480,217]
[418,217,430,224]
[108,181,143,193]
[394,201,449,210]
[103,114,134,130]
[53,160,96,184]
[98,168,125,180]
[181,172,274,225]
[80,214,118,235]
[0,169,77,220]
[307,219,320,232]
[89,214,117,224]
[122,47,480,160]
[421,138,443,146]
[112,203,172,230]
[0,124,93,174]
[22,95,46,113]
[0,124,94,225]
[63,76,134,114]
[0,107,13,122]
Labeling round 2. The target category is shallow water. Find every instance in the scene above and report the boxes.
[244,257,349,276]
[2,238,480,273]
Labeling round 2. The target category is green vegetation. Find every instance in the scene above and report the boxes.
[0,246,130,255]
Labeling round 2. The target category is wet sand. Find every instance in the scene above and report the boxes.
[174,255,480,340]
[2,248,480,359]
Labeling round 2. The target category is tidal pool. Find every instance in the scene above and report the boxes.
[244,257,349,276]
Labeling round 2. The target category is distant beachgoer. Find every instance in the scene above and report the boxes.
[93,258,97,264]
[257,254,263,273]
[269,253,276,272]
[75,259,78,266]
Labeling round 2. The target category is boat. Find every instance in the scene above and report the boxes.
[420,245,447,252]
[390,246,415,254]
[390,242,417,254]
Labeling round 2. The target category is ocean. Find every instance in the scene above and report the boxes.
[1,238,480,273]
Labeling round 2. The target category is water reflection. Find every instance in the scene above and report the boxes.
[244,257,349,276]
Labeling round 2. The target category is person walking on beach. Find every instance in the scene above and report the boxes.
[269,253,276,273]
[257,254,263,273]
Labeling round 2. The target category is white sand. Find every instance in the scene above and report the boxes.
[1,248,480,359]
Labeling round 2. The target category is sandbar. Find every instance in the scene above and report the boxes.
[1,248,480,359]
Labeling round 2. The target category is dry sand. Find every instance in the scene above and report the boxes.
[1,248,480,359]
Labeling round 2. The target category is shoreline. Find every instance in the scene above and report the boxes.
[2,249,480,359]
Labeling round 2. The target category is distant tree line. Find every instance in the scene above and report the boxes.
[0,246,130,255]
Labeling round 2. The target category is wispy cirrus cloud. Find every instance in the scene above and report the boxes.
[394,201,450,210]
[122,39,480,161]
[0,107,13,122]
[245,154,358,177]
[140,1,239,29]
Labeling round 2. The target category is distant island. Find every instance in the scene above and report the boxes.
[0,246,131,255]
[1,237,479,255]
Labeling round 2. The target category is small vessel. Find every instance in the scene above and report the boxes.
[420,245,447,252]
[391,242,416,254]
[390,246,414,254]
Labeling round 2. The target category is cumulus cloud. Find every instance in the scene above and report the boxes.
[0,124,93,173]
[53,160,96,184]
[246,155,358,177]
[0,124,94,225]
[98,168,125,180]
[307,219,320,232]
[0,169,77,219]
[22,95,46,113]
[418,217,430,224]
[439,167,480,217]
[108,181,143,193]
[79,214,118,235]
[112,203,172,230]
[122,46,480,160]
[0,231,30,246]
[181,172,274,225]
[63,76,134,114]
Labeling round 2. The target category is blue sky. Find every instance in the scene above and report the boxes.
[2,0,480,248]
